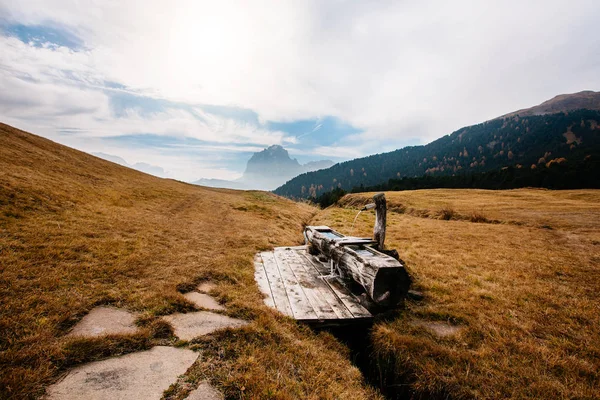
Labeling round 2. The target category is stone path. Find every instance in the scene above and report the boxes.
[163,311,248,341]
[197,282,217,293]
[410,320,463,337]
[186,381,224,400]
[49,283,238,399]
[67,306,139,338]
[46,346,197,400]
[184,292,225,311]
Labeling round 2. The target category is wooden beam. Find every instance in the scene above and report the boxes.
[304,226,410,306]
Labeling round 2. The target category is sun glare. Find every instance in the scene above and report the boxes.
[164,3,253,102]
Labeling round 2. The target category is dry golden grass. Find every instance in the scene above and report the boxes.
[4,122,599,399]
[314,190,600,399]
[341,189,600,236]
[0,124,381,400]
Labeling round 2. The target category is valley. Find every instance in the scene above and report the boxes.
[1,123,599,399]
[2,1,600,398]
[0,124,375,399]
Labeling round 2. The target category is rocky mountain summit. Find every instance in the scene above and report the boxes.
[194,145,334,191]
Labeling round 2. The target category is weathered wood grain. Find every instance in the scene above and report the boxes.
[373,192,386,250]
[254,247,372,322]
[260,251,293,317]
[272,250,319,320]
[254,254,275,308]
[297,250,371,318]
[278,248,352,319]
[304,225,410,306]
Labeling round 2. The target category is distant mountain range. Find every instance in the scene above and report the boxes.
[92,152,167,177]
[275,90,600,198]
[193,145,334,191]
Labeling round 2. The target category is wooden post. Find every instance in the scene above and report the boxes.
[373,193,386,250]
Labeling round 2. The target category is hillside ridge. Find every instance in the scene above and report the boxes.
[499,90,600,119]
[275,92,600,198]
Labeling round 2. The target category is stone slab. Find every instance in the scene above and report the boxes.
[163,311,248,341]
[410,320,463,337]
[186,381,224,400]
[46,346,198,400]
[67,306,139,338]
[184,292,225,311]
[196,282,216,293]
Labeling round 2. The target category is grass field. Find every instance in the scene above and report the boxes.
[0,124,380,400]
[314,189,600,399]
[2,123,599,399]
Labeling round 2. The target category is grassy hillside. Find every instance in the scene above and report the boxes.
[0,123,381,400]
[3,122,599,399]
[275,108,600,199]
[313,189,600,399]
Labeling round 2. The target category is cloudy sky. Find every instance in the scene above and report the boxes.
[1,1,599,182]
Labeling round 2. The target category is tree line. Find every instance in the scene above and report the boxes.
[315,154,600,208]
[276,110,600,199]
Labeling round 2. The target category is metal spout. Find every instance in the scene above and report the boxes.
[361,203,376,212]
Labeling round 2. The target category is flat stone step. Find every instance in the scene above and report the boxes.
[186,381,224,400]
[410,320,463,337]
[197,282,217,293]
[183,292,225,311]
[163,311,248,341]
[67,306,139,338]
[46,346,198,400]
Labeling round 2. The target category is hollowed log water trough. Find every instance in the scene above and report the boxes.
[254,193,411,325]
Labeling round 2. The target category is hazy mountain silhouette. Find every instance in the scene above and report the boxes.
[193,145,333,190]
[92,152,167,178]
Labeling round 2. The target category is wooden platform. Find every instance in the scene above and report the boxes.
[254,246,372,324]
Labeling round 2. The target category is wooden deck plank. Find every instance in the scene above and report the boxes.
[254,254,275,308]
[323,277,372,318]
[298,251,372,318]
[303,253,330,275]
[274,248,340,319]
[260,252,293,317]
[255,247,372,322]
[285,248,355,319]
[272,250,319,320]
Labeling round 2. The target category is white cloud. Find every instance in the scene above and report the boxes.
[0,35,293,144]
[291,144,364,160]
[1,0,599,180]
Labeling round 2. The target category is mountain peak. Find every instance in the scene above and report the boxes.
[245,145,300,173]
[500,90,600,119]
[263,144,292,159]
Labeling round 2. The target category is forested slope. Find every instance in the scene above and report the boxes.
[275,109,600,198]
